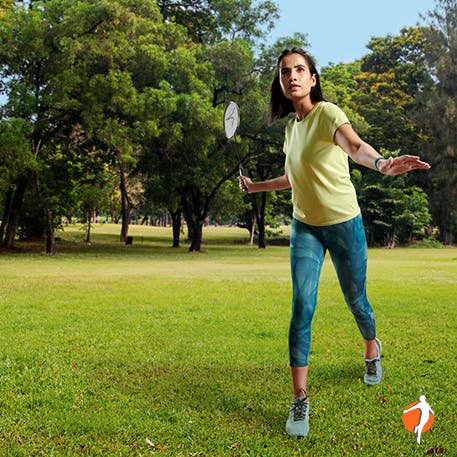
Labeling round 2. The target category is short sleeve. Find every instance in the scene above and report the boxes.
[319,103,350,143]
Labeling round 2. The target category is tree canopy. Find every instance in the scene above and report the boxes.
[1,0,456,251]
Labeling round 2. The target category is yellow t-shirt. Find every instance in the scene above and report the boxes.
[284,101,360,226]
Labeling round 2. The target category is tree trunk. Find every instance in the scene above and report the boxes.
[257,218,266,249]
[254,192,267,249]
[441,228,454,246]
[45,208,56,256]
[188,219,203,251]
[118,159,132,243]
[181,189,207,252]
[181,200,204,252]
[3,177,27,249]
[249,213,256,245]
[85,211,92,244]
[171,209,181,248]
[35,170,55,256]
[0,189,13,244]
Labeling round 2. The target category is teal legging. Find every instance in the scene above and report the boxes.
[289,214,376,367]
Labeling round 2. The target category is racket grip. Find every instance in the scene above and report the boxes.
[239,165,248,193]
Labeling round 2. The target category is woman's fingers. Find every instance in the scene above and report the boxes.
[381,155,430,175]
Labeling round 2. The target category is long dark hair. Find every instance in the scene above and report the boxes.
[268,47,325,124]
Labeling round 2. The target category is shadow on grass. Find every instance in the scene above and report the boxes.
[101,361,290,437]
[113,358,372,437]
[314,360,363,386]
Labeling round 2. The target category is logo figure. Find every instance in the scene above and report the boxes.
[402,395,435,444]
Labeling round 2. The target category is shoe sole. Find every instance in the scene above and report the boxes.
[286,430,309,438]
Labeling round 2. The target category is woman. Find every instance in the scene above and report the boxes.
[239,47,430,438]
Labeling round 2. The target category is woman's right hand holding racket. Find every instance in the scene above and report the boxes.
[239,175,252,193]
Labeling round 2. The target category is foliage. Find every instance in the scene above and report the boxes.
[157,0,279,44]
[320,28,435,246]
[0,118,34,192]
[234,32,309,248]
[138,2,282,250]
[419,0,457,244]
[0,0,453,250]
[354,171,432,246]
[0,0,14,17]
[321,61,369,134]
[354,27,432,153]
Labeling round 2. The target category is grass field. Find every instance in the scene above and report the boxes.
[0,224,456,456]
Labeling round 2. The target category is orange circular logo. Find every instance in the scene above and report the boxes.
[402,402,434,432]
[402,396,434,444]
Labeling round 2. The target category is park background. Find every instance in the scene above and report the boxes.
[0,0,456,253]
[1,0,456,456]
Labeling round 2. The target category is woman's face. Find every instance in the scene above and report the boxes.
[279,53,316,102]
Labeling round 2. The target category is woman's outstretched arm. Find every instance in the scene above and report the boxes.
[335,123,430,175]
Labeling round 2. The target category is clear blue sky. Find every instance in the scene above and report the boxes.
[269,0,437,67]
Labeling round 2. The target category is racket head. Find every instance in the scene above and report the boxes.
[223,101,240,139]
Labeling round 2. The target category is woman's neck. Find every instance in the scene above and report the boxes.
[295,99,316,121]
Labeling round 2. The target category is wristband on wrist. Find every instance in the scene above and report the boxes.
[374,157,385,171]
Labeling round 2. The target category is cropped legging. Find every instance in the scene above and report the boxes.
[289,214,376,367]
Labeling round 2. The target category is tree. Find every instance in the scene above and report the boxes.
[191,11,283,251]
[0,0,116,255]
[320,28,434,246]
[355,27,432,153]
[69,0,177,244]
[171,92,222,252]
[352,168,431,246]
[420,0,457,244]
[139,1,281,251]
[0,118,34,247]
[0,1,82,253]
[237,33,309,248]
[0,0,189,251]
[321,61,369,134]
[77,182,111,244]
[157,0,279,44]
[136,46,223,252]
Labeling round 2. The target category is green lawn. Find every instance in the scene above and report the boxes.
[0,225,456,456]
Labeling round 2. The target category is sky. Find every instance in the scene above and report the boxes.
[269,0,437,67]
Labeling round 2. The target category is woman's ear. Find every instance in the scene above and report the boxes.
[311,74,317,87]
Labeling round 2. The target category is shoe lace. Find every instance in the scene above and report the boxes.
[292,397,308,421]
[365,359,378,376]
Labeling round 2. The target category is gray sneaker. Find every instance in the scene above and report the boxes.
[285,396,309,437]
[364,337,383,385]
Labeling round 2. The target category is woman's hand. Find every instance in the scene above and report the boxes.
[377,155,431,175]
[239,175,252,193]
[238,173,291,193]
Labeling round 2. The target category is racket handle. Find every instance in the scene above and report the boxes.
[239,164,248,193]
